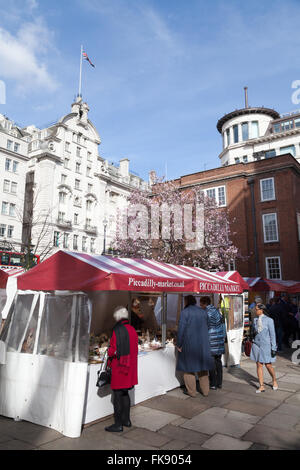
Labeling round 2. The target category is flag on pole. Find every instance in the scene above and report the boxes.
[83,50,95,68]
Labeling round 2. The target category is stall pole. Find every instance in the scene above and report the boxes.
[128,291,132,324]
[162,292,167,347]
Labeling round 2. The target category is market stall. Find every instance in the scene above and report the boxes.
[0,250,242,438]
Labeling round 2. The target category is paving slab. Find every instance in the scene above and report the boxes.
[141,394,210,419]
[275,403,300,418]
[123,427,170,448]
[158,424,210,446]
[0,418,62,447]
[284,392,300,405]
[279,374,300,385]
[201,433,253,450]
[181,407,255,438]
[249,443,268,450]
[259,410,300,431]
[130,405,179,432]
[223,399,276,417]
[242,424,300,450]
[0,439,36,450]
[160,439,189,450]
[166,388,190,400]
[223,392,281,408]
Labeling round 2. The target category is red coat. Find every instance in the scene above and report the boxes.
[108,322,138,390]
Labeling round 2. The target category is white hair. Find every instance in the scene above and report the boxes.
[113,306,129,322]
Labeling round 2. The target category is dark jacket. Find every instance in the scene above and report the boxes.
[207,305,226,356]
[176,305,214,373]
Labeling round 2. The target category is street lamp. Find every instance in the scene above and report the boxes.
[102,217,108,255]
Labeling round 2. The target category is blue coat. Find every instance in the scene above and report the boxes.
[207,305,226,356]
[250,315,277,364]
[176,305,214,373]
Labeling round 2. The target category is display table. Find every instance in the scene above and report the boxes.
[83,344,181,425]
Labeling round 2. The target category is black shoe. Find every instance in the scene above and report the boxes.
[122,420,132,428]
[217,385,222,389]
[105,424,123,432]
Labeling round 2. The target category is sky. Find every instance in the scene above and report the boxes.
[1,0,300,181]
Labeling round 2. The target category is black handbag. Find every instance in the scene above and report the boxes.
[96,350,112,388]
[271,349,277,358]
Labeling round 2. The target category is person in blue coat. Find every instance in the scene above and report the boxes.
[250,303,278,393]
[176,295,214,397]
[200,296,226,390]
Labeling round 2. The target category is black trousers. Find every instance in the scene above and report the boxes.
[113,388,131,426]
[209,355,223,387]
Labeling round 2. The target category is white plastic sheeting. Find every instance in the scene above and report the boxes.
[0,352,88,438]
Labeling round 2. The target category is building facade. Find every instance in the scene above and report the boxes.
[0,98,148,260]
[217,94,300,167]
[174,154,300,280]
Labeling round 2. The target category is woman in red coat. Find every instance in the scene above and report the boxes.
[105,306,138,433]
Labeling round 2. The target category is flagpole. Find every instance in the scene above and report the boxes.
[78,45,83,98]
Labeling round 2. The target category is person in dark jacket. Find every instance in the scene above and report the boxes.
[105,306,138,433]
[176,295,213,397]
[200,296,226,390]
[269,297,284,351]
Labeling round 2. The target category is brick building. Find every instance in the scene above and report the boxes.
[173,154,300,281]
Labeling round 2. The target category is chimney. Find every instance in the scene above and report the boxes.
[119,158,129,177]
[244,86,249,108]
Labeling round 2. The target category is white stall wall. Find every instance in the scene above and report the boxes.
[0,352,88,438]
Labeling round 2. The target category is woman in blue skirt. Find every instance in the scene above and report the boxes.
[250,303,279,393]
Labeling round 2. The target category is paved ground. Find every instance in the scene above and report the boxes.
[0,348,300,451]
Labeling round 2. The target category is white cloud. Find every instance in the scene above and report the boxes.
[0,18,58,94]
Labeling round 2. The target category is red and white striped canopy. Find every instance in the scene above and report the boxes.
[16,251,242,294]
[217,271,250,291]
[0,267,25,288]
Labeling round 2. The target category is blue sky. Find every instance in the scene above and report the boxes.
[1,0,300,181]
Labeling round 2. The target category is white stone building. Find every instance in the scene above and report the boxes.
[0,114,29,256]
[217,89,300,167]
[0,98,148,260]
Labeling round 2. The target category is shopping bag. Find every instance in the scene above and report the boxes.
[96,350,112,387]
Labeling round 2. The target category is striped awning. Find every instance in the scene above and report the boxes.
[16,250,242,294]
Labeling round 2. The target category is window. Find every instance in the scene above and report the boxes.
[1,202,8,215]
[7,225,14,238]
[74,213,79,225]
[75,179,80,190]
[86,218,92,227]
[295,118,300,128]
[59,192,66,204]
[87,151,92,161]
[9,204,16,217]
[204,186,226,207]
[280,145,295,157]
[281,120,293,131]
[73,133,77,143]
[14,143,20,153]
[87,183,93,193]
[77,134,81,144]
[226,128,230,146]
[86,166,91,177]
[58,212,65,223]
[260,178,275,201]
[233,125,239,143]
[64,158,70,169]
[12,161,19,173]
[5,159,11,171]
[53,231,60,247]
[61,174,67,184]
[242,122,249,141]
[243,155,248,163]
[7,140,13,151]
[3,180,10,192]
[234,157,240,164]
[73,234,78,250]
[265,149,276,159]
[86,200,92,211]
[11,182,17,194]
[82,236,87,252]
[76,162,81,173]
[65,142,70,152]
[63,233,69,249]
[0,224,6,237]
[262,213,279,242]
[76,147,81,158]
[227,260,236,271]
[251,121,259,138]
[91,238,95,253]
[266,257,281,280]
